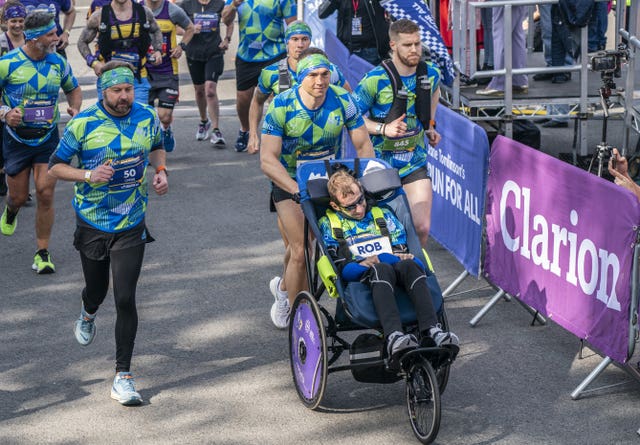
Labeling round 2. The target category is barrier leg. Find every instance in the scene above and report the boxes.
[570,356,613,400]
[511,296,547,325]
[442,270,470,299]
[469,289,508,327]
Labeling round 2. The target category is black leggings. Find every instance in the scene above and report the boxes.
[364,259,438,337]
[80,244,145,373]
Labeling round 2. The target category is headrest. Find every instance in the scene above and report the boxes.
[359,167,402,200]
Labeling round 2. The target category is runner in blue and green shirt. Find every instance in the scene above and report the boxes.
[49,61,169,407]
[247,20,350,154]
[0,11,81,274]
[354,19,442,247]
[259,52,374,330]
[221,0,296,152]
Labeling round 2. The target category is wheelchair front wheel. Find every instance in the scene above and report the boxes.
[406,357,441,444]
[289,291,328,410]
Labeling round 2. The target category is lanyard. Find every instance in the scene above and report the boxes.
[352,0,359,17]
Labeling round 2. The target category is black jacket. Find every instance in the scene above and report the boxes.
[318,0,390,60]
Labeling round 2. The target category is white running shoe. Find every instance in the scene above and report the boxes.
[269,277,289,329]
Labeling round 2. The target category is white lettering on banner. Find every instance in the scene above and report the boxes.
[427,146,466,179]
[427,162,481,225]
[499,180,621,311]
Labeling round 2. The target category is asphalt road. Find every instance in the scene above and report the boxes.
[2,2,640,444]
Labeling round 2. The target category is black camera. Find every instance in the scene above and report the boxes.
[588,45,628,76]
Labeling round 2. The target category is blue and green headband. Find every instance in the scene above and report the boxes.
[296,53,331,82]
[24,19,56,41]
[285,21,311,43]
[100,66,135,90]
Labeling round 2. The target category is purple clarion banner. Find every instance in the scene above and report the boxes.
[485,136,640,364]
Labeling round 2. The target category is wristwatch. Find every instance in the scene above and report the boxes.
[375,122,384,135]
[84,170,92,183]
[179,42,187,50]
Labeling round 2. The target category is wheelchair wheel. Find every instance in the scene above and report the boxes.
[406,357,441,444]
[289,291,328,410]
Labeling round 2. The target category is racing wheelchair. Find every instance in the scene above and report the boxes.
[288,158,459,444]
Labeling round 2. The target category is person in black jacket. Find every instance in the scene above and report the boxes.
[318,0,390,65]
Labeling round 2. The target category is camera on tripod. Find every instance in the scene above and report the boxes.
[588,44,628,80]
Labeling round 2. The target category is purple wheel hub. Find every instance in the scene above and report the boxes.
[291,300,323,400]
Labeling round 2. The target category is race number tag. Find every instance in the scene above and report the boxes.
[109,155,145,190]
[296,150,335,168]
[112,51,140,69]
[23,99,55,123]
[381,127,423,152]
[194,13,219,32]
[351,16,362,36]
[348,236,393,259]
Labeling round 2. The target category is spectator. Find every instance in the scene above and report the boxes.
[476,3,528,95]
[318,0,390,66]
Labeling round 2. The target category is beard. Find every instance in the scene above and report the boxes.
[104,96,133,116]
[35,40,57,54]
[397,52,420,68]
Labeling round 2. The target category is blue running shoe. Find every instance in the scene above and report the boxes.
[163,126,176,153]
[234,130,249,152]
[74,306,96,346]
[111,372,142,406]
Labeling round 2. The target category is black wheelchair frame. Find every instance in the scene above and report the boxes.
[288,159,458,444]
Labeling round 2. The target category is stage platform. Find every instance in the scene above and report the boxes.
[440,52,640,154]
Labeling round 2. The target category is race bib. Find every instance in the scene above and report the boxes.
[381,128,423,152]
[112,51,140,69]
[23,99,55,123]
[296,150,335,168]
[194,13,219,33]
[109,155,145,190]
[348,236,393,259]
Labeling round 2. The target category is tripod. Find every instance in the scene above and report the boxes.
[587,72,616,178]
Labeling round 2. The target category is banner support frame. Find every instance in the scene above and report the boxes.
[570,241,640,400]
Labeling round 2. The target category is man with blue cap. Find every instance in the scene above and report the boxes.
[49,61,169,406]
[0,11,81,274]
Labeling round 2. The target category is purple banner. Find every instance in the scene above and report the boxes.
[485,136,640,364]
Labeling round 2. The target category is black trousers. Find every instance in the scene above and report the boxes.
[80,244,145,373]
[363,259,438,337]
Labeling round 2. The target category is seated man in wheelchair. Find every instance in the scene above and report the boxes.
[319,169,459,366]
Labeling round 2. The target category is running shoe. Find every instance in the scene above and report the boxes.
[1,206,17,236]
[111,372,143,406]
[234,130,249,152]
[32,249,55,274]
[210,128,226,148]
[386,331,418,365]
[0,173,7,196]
[163,126,176,153]
[196,119,212,141]
[74,306,97,346]
[428,324,460,347]
[270,277,289,329]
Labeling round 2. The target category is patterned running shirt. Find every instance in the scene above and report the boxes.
[354,62,440,177]
[225,0,296,62]
[0,48,78,146]
[262,84,364,178]
[53,101,163,233]
[257,59,347,96]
